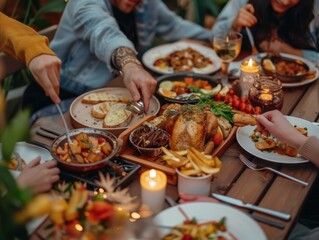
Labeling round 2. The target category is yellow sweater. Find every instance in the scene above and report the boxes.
[0,12,56,66]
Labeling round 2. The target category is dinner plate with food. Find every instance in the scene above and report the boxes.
[156,72,223,103]
[0,142,52,178]
[153,202,266,240]
[69,87,160,136]
[257,53,318,87]
[142,41,222,74]
[236,116,319,164]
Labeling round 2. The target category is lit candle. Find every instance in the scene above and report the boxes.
[260,89,273,101]
[140,169,167,214]
[240,58,260,96]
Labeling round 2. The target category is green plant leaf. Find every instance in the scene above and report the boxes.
[1,109,31,160]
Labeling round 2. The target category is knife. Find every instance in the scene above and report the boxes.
[212,193,291,221]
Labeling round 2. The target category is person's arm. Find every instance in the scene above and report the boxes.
[256,110,319,167]
[0,13,61,104]
[212,0,249,34]
[66,0,156,111]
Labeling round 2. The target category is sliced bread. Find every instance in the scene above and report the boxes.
[103,103,133,128]
[82,92,131,104]
[91,102,115,119]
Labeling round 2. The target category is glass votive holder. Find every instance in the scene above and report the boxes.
[248,75,284,113]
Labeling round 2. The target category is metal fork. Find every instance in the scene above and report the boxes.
[245,27,258,54]
[239,154,308,186]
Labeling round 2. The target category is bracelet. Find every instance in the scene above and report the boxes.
[111,47,141,71]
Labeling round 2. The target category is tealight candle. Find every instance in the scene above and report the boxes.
[240,58,260,96]
[140,169,167,214]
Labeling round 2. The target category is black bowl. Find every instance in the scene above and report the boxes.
[156,72,219,104]
[261,54,309,83]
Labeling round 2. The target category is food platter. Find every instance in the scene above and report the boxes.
[244,53,319,88]
[118,114,237,185]
[236,116,319,164]
[156,72,220,104]
[142,41,222,75]
[69,88,160,136]
[153,202,266,240]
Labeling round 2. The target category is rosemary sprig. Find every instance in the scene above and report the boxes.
[197,98,234,124]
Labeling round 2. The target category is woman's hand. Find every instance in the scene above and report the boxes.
[259,39,302,56]
[232,4,257,32]
[121,63,157,112]
[16,157,60,194]
[28,54,61,104]
[256,110,308,149]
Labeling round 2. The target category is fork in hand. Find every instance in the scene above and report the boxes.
[239,154,308,187]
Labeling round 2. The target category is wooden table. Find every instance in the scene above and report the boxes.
[29,65,319,240]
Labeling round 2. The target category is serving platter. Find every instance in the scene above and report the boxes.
[142,41,222,75]
[69,87,160,136]
[118,115,237,185]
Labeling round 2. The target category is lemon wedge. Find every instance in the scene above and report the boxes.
[201,84,222,95]
[263,59,276,71]
[159,81,173,90]
[158,87,177,98]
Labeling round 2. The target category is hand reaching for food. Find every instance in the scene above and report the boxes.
[259,39,302,57]
[122,63,157,112]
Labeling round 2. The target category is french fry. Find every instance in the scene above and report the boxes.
[180,168,202,176]
[188,150,220,175]
[175,150,188,156]
[190,147,215,167]
[166,159,187,168]
[163,155,180,162]
[162,147,188,168]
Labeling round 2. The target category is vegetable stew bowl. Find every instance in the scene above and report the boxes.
[51,128,119,172]
[260,54,310,83]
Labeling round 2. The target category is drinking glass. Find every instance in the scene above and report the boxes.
[213,31,242,86]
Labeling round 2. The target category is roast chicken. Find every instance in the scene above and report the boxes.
[148,104,219,151]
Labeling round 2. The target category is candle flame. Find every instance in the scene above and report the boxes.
[75,224,83,232]
[248,58,254,67]
[150,169,157,178]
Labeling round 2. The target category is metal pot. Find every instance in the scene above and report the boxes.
[50,128,119,172]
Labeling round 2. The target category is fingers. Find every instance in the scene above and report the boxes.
[28,55,61,104]
[26,156,42,168]
[245,3,255,14]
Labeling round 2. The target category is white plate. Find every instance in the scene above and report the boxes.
[0,142,51,234]
[153,202,266,240]
[0,142,52,177]
[236,116,319,164]
[236,53,319,88]
[142,41,222,75]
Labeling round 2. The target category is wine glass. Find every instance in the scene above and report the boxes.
[213,31,242,87]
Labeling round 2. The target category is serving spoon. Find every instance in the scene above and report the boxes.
[55,103,77,161]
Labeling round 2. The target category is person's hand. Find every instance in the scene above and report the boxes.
[121,63,157,111]
[259,39,302,56]
[178,192,219,204]
[16,157,60,194]
[256,110,308,149]
[232,4,257,32]
[28,54,61,104]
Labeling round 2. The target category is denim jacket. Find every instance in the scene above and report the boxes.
[50,0,213,94]
[212,0,319,66]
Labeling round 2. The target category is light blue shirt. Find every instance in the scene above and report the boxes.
[212,0,319,66]
[50,0,213,94]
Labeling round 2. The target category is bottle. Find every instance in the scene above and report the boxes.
[248,76,284,113]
